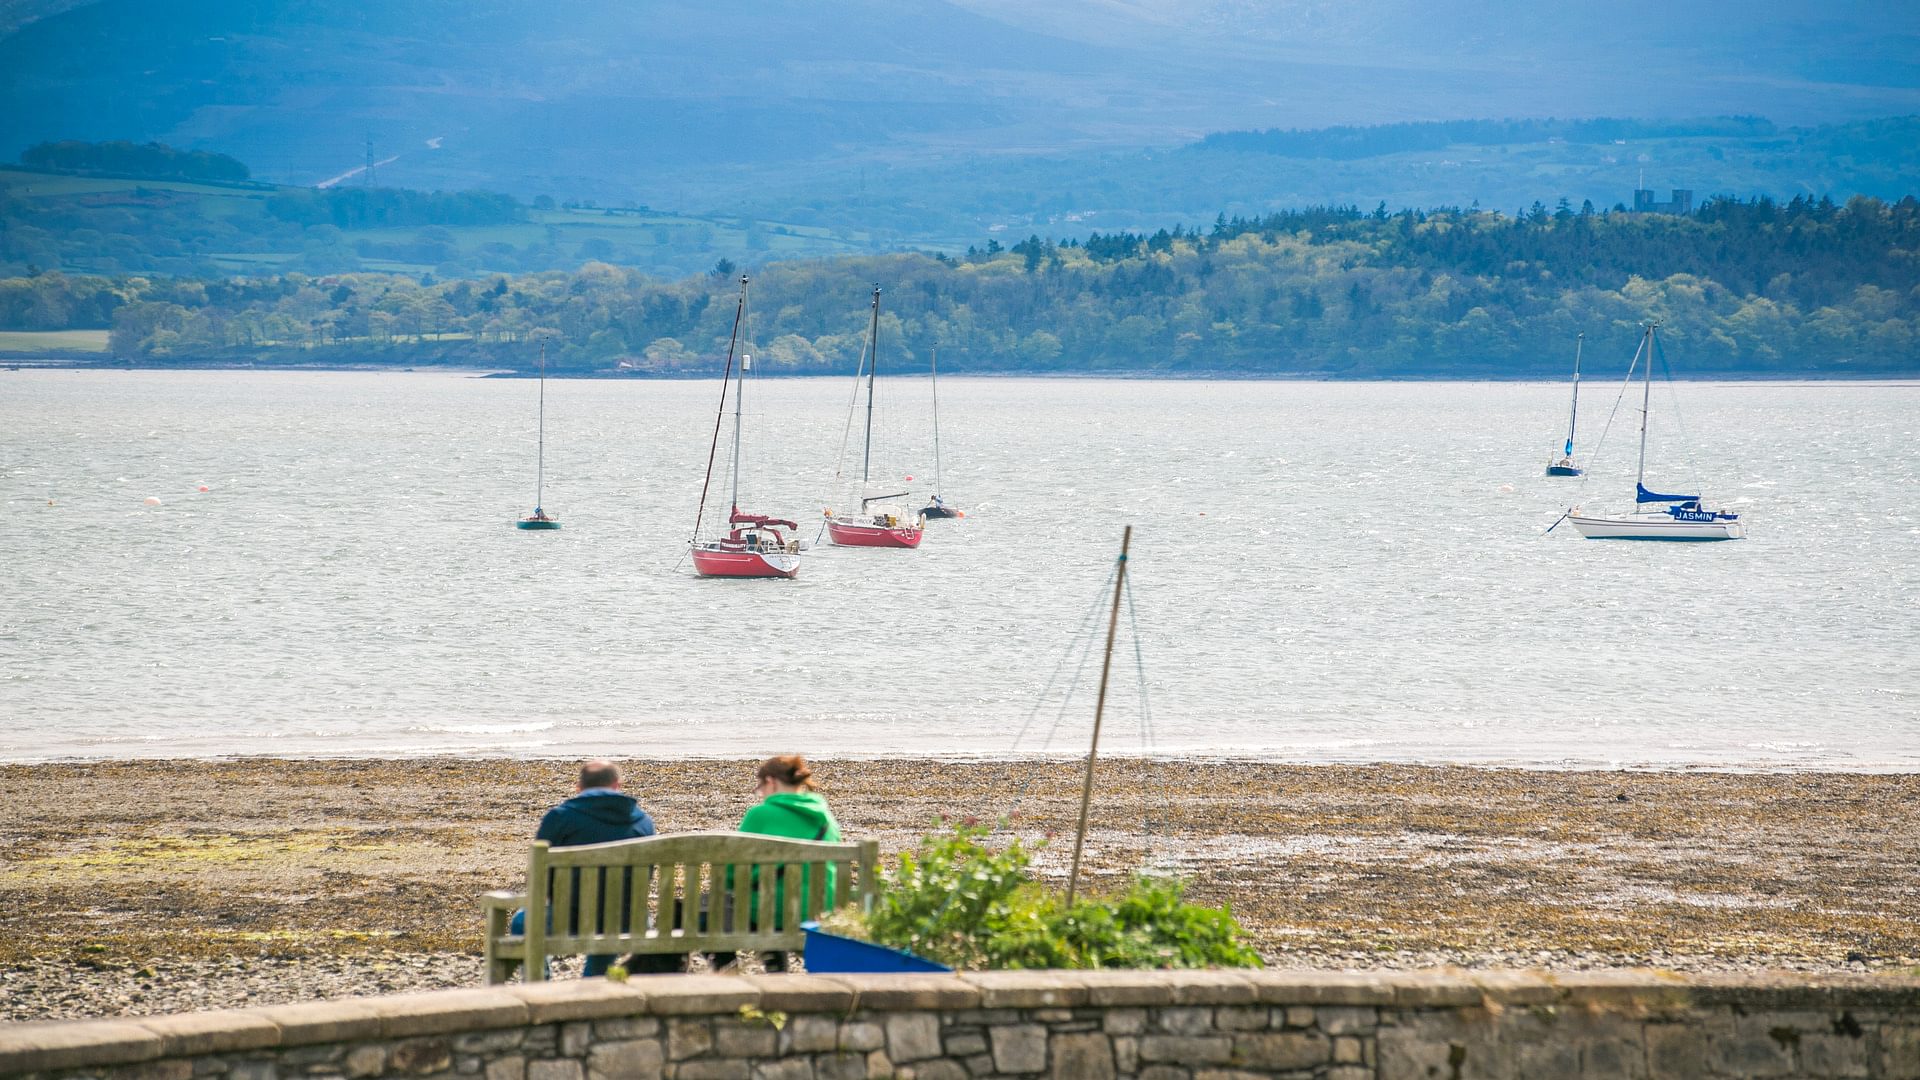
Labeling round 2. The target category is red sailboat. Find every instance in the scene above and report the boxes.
[825,284,924,549]
[689,276,802,578]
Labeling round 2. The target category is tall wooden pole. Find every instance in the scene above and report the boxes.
[1066,525,1132,909]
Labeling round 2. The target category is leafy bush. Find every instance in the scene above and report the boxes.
[833,821,1260,970]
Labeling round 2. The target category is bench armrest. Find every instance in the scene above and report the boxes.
[482,890,526,907]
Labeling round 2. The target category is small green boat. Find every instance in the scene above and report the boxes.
[514,343,561,531]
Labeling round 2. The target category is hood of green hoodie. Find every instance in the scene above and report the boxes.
[761,792,831,823]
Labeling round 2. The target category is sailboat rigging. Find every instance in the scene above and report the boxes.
[514,342,561,530]
[920,345,960,520]
[689,275,803,577]
[1545,333,1585,477]
[825,285,925,548]
[1566,323,1745,541]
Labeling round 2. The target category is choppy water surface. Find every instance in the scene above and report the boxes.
[2,371,1915,768]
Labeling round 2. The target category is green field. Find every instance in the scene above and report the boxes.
[0,329,109,352]
[0,167,893,280]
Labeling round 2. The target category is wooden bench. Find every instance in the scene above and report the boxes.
[482,831,879,983]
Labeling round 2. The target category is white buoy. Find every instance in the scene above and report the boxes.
[1498,483,1516,494]
[144,496,162,506]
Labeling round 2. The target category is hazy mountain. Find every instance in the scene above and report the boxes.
[3,0,1916,207]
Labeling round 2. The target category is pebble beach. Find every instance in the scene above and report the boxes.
[2,757,1916,1022]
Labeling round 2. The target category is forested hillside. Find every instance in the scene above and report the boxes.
[4,194,1913,376]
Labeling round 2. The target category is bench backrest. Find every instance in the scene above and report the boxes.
[523,831,879,959]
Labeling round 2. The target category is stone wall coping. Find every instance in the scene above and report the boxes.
[5,969,1918,1076]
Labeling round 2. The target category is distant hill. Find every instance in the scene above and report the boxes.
[2,0,1915,207]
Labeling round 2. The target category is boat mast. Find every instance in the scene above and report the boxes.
[1066,525,1132,909]
[692,276,748,541]
[1564,333,1582,458]
[1636,323,1656,492]
[535,342,546,510]
[930,345,943,495]
[731,351,747,515]
[862,284,880,486]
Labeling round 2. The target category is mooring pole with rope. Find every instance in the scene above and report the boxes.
[1066,525,1131,909]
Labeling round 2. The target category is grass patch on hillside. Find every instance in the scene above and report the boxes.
[0,329,109,352]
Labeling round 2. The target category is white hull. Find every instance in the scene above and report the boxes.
[1568,512,1745,541]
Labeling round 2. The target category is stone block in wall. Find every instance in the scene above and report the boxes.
[1210,1007,1265,1032]
[750,1061,812,1080]
[1796,1030,1870,1077]
[812,1050,867,1080]
[481,1054,524,1080]
[591,1019,658,1042]
[666,1019,712,1061]
[1878,1022,1920,1080]
[1046,1032,1113,1080]
[1326,1068,1371,1080]
[1135,1066,1189,1080]
[374,992,530,1040]
[456,1053,486,1074]
[1313,1007,1376,1036]
[123,1060,195,1080]
[1101,1009,1146,1036]
[1333,1035,1363,1064]
[743,975,857,1014]
[941,1032,987,1058]
[1137,1035,1231,1066]
[827,976,977,1012]
[387,1038,453,1075]
[526,1053,583,1076]
[634,978,757,1018]
[780,1015,837,1054]
[344,1046,387,1079]
[1708,1025,1796,1077]
[1241,971,1394,1007]
[227,1059,277,1080]
[905,1060,968,1080]
[884,1014,941,1063]
[838,1021,884,1053]
[668,1060,747,1080]
[1154,1008,1213,1035]
[560,1023,592,1058]
[1578,1036,1648,1079]
[1191,1070,1266,1080]
[143,1012,281,1059]
[960,972,1090,1010]
[1645,1022,1710,1076]
[1112,1036,1137,1075]
[279,1045,344,1068]
[506,983,650,1026]
[989,1025,1048,1074]
[584,1039,662,1080]
[1230,1032,1328,1071]
[455,1032,526,1055]
[711,1018,776,1059]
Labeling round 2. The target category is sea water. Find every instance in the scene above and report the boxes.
[2,370,1915,769]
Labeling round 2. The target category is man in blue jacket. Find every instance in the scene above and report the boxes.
[512,760,657,977]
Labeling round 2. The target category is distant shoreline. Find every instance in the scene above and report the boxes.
[5,360,1916,383]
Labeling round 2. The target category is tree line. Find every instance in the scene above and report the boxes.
[18,140,253,183]
[1194,116,1780,159]
[2,193,1914,376]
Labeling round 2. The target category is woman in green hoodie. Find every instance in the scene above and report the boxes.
[714,755,841,972]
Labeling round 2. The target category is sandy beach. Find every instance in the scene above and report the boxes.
[2,757,1916,1022]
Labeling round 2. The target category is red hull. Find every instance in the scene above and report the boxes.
[827,519,924,548]
[690,546,800,578]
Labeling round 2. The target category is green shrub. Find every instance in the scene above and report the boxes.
[838,821,1260,970]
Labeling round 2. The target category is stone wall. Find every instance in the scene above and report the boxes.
[3,970,1918,1080]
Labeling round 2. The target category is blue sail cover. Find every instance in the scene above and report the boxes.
[1637,483,1699,504]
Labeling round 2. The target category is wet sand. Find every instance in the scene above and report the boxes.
[2,758,1916,1021]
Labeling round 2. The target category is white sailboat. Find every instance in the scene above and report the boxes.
[1567,323,1745,541]
[514,342,561,530]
